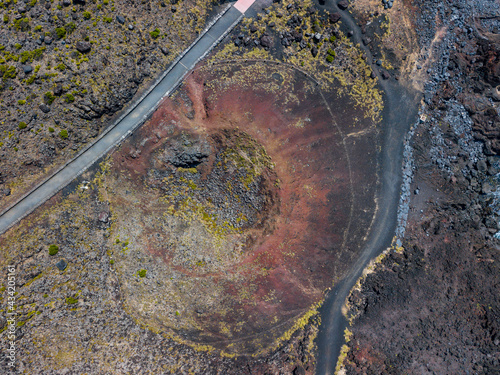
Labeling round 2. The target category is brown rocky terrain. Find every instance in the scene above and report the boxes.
[0,0,221,212]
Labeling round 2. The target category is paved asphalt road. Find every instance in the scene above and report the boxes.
[0,4,248,235]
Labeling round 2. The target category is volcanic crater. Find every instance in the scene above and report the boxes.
[103,61,380,354]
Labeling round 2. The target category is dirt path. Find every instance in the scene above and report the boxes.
[312,1,421,373]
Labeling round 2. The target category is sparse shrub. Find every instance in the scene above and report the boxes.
[14,43,22,50]
[3,14,9,23]
[55,63,66,71]
[150,28,160,39]
[65,296,78,304]
[326,55,334,63]
[18,122,27,130]
[18,100,26,105]
[44,91,56,105]
[104,17,112,23]
[55,27,66,39]
[83,11,91,20]
[138,269,147,278]
[1,65,17,79]
[14,17,30,32]
[64,93,74,102]
[34,25,43,32]
[65,22,76,34]
[329,35,337,43]
[59,129,68,139]
[327,48,336,56]
[48,127,55,133]
[48,244,59,256]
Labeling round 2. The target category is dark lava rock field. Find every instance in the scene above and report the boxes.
[340,0,500,373]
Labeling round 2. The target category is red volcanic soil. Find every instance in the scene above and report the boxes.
[107,61,379,353]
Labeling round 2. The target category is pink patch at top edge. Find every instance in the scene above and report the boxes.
[234,0,255,14]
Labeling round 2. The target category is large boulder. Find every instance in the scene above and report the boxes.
[260,35,273,48]
[76,41,91,53]
[338,0,349,10]
[329,12,341,23]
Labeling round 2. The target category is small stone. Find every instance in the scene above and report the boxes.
[22,65,33,74]
[482,182,493,194]
[476,160,487,173]
[44,37,53,45]
[56,259,67,271]
[54,84,63,96]
[39,104,50,113]
[98,211,109,223]
[128,24,134,30]
[160,46,169,55]
[116,15,125,25]
[62,0,71,6]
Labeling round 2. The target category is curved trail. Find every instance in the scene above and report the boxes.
[313,1,420,374]
[0,4,249,235]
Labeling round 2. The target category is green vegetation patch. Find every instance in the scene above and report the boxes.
[44,92,56,105]
[59,129,68,139]
[65,295,78,304]
[150,28,160,39]
[48,244,59,256]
